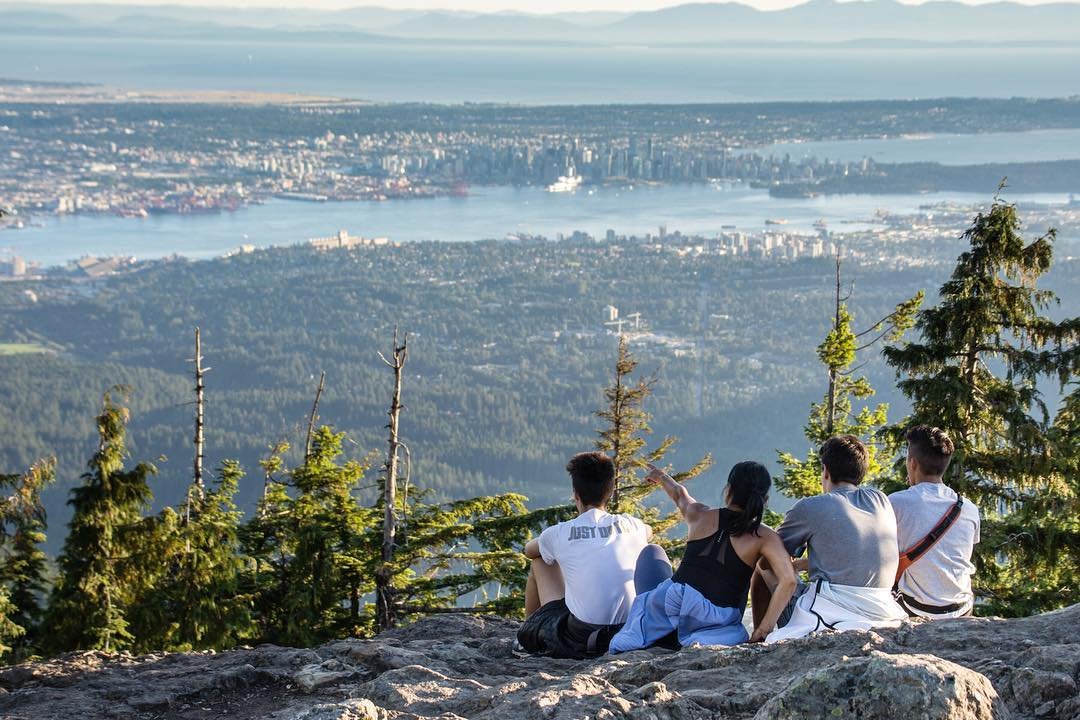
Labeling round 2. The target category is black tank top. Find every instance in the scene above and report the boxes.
[671,508,754,611]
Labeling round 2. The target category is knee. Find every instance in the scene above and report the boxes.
[635,543,673,594]
[637,543,670,567]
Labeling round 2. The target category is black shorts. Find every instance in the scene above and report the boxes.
[517,599,621,659]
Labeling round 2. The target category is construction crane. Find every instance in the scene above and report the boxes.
[604,318,627,334]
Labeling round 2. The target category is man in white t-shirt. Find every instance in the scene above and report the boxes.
[517,451,653,657]
[889,425,981,618]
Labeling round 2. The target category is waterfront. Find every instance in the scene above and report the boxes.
[3,183,1075,268]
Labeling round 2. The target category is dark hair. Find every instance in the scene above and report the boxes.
[818,435,869,485]
[905,424,954,477]
[566,452,616,508]
[726,461,771,536]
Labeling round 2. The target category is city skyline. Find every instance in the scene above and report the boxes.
[24,0,1080,14]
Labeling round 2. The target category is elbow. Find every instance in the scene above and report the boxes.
[777,574,798,594]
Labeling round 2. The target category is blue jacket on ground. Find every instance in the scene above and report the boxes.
[608,578,748,653]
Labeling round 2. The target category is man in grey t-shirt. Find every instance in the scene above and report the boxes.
[751,435,900,631]
[889,425,979,618]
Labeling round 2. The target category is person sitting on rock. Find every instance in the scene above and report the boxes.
[608,460,798,653]
[751,435,907,642]
[889,425,980,618]
[517,451,653,658]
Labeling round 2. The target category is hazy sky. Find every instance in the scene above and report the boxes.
[29,0,1080,13]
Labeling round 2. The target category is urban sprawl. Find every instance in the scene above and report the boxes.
[2,95,1080,277]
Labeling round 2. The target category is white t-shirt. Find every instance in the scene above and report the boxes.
[889,482,980,609]
[537,508,651,625]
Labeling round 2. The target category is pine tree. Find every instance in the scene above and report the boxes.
[882,194,1079,615]
[1051,384,1080,480]
[358,330,576,627]
[131,461,254,651]
[777,256,922,498]
[281,426,372,646]
[0,588,22,660]
[240,441,295,643]
[127,327,253,651]
[595,336,710,538]
[44,388,157,652]
[0,459,54,660]
[376,491,573,621]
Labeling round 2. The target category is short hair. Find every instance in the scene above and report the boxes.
[566,452,616,508]
[905,424,954,477]
[818,435,869,485]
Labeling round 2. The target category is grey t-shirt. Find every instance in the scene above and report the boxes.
[888,482,980,607]
[777,485,899,589]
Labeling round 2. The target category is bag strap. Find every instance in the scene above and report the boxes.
[894,496,964,587]
[585,624,622,656]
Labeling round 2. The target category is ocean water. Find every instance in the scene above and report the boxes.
[3,184,1073,267]
[1,36,1079,103]
[753,128,1080,165]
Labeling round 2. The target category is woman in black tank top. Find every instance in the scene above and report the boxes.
[636,460,798,644]
[672,508,755,611]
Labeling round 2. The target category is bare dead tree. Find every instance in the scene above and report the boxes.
[304,370,326,462]
[375,328,408,632]
[186,327,209,523]
[825,253,853,436]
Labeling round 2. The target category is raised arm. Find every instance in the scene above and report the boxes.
[646,464,709,524]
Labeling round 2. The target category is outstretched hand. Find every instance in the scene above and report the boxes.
[644,463,670,486]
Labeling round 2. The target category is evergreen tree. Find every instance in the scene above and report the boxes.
[0,459,54,660]
[282,426,373,645]
[373,491,572,621]
[43,388,157,652]
[0,588,22,660]
[595,336,710,537]
[240,423,564,639]
[364,331,577,627]
[1051,383,1080,480]
[130,461,254,651]
[777,257,922,498]
[882,194,1079,615]
[240,441,295,643]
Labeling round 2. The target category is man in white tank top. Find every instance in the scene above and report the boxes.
[517,452,652,657]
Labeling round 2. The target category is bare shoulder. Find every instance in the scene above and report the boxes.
[753,524,786,549]
[756,523,780,537]
[684,500,714,522]
[685,505,720,540]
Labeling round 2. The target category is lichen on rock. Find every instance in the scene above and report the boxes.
[1,606,1077,720]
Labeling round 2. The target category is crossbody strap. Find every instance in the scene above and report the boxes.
[894,496,964,587]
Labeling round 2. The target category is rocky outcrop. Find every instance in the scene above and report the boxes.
[1,604,1077,720]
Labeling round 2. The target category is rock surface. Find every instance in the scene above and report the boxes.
[1,604,1077,720]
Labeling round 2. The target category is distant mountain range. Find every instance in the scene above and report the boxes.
[3,0,1080,45]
